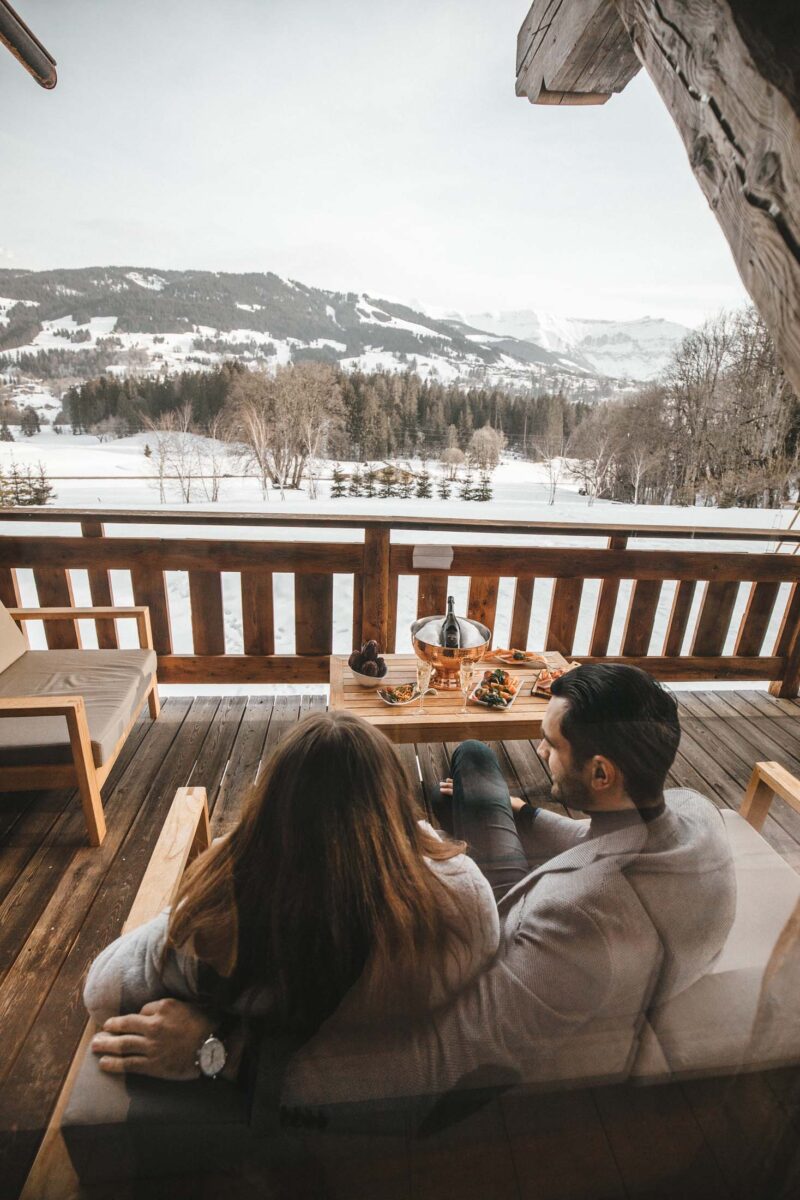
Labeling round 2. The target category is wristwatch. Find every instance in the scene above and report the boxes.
[196,1032,227,1079]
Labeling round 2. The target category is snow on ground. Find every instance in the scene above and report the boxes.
[3,430,796,697]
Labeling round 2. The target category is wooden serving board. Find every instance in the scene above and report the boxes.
[329,652,571,744]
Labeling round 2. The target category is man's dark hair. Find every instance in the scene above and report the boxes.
[550,664,680,805]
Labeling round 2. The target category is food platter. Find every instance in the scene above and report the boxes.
[488,648,547,667]
[377,683,436,706]
[530,662,581,697]
[469,668,522,710]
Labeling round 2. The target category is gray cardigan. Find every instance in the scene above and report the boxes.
[84,822,500,1026]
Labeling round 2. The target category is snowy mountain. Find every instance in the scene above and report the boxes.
[0,268,608,399]
[457,310,690,380]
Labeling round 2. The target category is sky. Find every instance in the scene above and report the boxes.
[0,0,749,327]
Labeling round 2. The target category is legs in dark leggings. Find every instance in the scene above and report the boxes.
[450,741,533,902]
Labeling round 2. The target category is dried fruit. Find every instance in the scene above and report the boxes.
[361,640,379,662]
[348,651,361,670]
[360,660,379,676]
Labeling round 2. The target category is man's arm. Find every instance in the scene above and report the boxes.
[91,997,245,1082]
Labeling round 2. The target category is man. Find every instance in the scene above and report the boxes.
[91,664,736,1103]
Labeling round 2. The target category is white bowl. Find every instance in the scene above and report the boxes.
[349,665,387,687]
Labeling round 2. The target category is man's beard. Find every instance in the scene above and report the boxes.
[551,772,592,810]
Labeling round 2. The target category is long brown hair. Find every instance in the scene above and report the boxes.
[167,710,468,1033]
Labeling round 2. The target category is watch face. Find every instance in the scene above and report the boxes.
[199,1036,226,1077]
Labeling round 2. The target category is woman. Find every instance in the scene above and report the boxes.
[84,710,499,1059]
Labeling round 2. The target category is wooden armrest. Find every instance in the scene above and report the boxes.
[0,694,86,719]
[740,761,800,832]
[123,787,210,932]
[10,606,154,651]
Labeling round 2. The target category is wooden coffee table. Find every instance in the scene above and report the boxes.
[329,652,572,744]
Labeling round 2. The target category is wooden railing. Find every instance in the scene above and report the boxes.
[3,508,800,696]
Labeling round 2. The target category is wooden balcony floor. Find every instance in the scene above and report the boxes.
[2,690,800,1199]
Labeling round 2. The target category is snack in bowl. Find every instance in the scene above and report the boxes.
[348,641,388,685]
[378,683,422,706]
[470,668,521,710]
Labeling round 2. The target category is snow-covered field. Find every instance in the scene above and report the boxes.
[3,431,796,697]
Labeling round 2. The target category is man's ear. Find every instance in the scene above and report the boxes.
[590,755,617,792]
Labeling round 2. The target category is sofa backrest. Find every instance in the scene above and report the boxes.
[0,601,27,675]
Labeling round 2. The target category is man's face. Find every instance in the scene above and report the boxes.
[537,696,592,809]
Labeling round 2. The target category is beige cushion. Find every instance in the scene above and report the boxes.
[631,809,800,1080]
[0,601,26,675]
[0,649,156,768]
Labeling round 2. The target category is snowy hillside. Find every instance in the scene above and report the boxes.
[0,267,607,399]
[458,310,690,380]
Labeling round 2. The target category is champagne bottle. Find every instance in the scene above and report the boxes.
[441,596,461,649]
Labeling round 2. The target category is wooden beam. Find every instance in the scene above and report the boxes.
[516,0,640,104]
[612,0,800,395]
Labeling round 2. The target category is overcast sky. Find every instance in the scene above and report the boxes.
[1,0,748,326]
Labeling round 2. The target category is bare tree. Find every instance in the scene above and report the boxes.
[440,446,466,481]
[534,434,567,505]
[467,424,506,470]
[196,413,228,503]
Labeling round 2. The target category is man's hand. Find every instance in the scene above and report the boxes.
[91,998,215,1080]
[439,776,526,811]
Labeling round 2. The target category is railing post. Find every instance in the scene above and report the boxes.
[770,583,800,698]
[362,525,390,651]
[81,519,118,648]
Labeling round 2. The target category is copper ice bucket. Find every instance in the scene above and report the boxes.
[411,615,491,688]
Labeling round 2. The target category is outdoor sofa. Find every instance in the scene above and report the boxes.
[0,600,159,845]
[53,762,800,1186]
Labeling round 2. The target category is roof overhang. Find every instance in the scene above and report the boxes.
[0,0,56,88]
[516,0,639,105]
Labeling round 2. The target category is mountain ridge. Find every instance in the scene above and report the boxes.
[0,267,686,394]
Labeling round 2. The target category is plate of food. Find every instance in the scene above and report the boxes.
[469,668,522,709]
[530,663,581,697]
[377,683,435,706]
[489,648,547,666]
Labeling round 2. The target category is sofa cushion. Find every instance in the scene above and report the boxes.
[0,601,26,675]
[62,1044,252,1183]
[0,649,157,768]
[631,809,800,1080]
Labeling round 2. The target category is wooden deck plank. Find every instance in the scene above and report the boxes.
[0,712,152,986]
[681,691,800,849]
[208,696,274,835]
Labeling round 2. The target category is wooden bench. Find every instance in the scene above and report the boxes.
[20,786,210,1199]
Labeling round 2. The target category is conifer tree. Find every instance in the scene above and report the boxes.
[459,470,475,501]
[0,422,14,442]
[399,473,414,500]
[348,467,363,496]
[20,407,40,437]
[380,468,398,499]
[30,463,55,505]
[362,467,377,498]
[330,465,347,498]
[437,475,451,500]
[415,468,432,499]
[143,442,152,458]
[476,470,493,502]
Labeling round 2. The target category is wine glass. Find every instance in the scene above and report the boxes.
[459,659,475,714]
[416,658,433,715]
